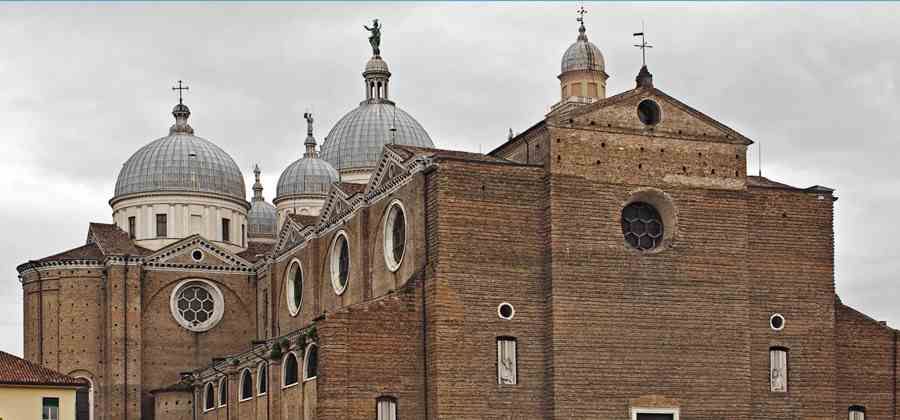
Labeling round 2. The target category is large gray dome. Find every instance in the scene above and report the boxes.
[561,29,605,74]
[113,109,246,202]
[320,102,433,171]
[276,157,339,198]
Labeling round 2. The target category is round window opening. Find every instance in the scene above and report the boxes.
[191,249,204,262]
[770,313,785,331]
[286,260,303,317]
[621,202,664,251]
[170,279,224,332]
[383,201,407,272]
[498,303,515,320]
[331,232,350,295]
[637,99,662,126]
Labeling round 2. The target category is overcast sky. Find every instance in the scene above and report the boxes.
[1,2,898,357]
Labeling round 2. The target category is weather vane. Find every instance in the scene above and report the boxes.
[172,80,189,105]
[633,22,653,67]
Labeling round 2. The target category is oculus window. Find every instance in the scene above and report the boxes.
[383,201,407,271]
[169,279,225,332]
[286,260,303,316]
[621,202,663,251]
[330,231,350,295]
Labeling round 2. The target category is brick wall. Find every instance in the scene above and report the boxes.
[835,302,897,418]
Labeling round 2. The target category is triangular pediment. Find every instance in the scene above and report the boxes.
[274,216,308,255]
[561,87,752,145]
[144,235,252,270]
[365,147,411,196]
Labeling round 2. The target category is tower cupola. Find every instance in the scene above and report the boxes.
[557,7,608,103]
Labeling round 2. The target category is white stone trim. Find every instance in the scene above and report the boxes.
[203,382,216,412]
[285,259,303,317]
[281,351,300,389]
[169,279,225,333]
[631,407,679,420]
[330,231,350,295]
[497,302,515,320]
[770,313,786,331]
[382,200,406,272]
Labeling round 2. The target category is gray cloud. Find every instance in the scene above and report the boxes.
[2,3,899,356]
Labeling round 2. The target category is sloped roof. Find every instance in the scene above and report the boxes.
[38,243,104,262]
[747,176,801,190]
[337,182,367,197]
[88,223,152,256]
[237,241,275,263]
[387,144,518,165]
[288,214,319,227]
[0,351,86,388]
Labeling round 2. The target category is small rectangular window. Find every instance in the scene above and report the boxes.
[42,397,59,420]
[222,218,231,242]
[376,397,397,420]
[128,216,136,240]
[156,214,167,238]
[497,337,517,385]
[242,224,245,247]
[770,348,788,392]
[849,406,865,420]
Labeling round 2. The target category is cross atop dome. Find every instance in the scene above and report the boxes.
[169,81,194,135]
[576,4,588,40]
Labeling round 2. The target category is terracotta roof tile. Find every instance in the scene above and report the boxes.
[38,243,104,262]
[88,223,152,256]
[747,176,801,190]
[387,144,515,165]
[237,241,274,263]
[337,182,367,196]
[0,351,86,387]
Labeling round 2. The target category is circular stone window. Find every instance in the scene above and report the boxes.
[383,201,407,272]
[191,249,204,262]
[770,313,785,331]
[621,202,664,251]
[285,259,303,317]
[497,302,515,320]
[637,99,662,126]
[330,231,350,295]
[170,279,224,332]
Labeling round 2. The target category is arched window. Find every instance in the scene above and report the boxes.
[239,369,253,401]
[303,344,318,380]
[376,396,398,420]
[203,382,215,411]
[849,405,866,420]
[257,362,268,395]
[286,259,303,317]
[283,352,299,387]
[769,347,788,393]
[74,376,93,420]
[218,377,228,407]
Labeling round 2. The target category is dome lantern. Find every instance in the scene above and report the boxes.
[274,111,339,222]
[557,7,608,104]
[248,164,277,240]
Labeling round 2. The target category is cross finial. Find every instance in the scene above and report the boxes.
[576,3,588,34]
[633,22,653,67]
[172,80,189,105]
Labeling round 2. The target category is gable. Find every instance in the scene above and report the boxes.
[144,235,252,271]
[562,87,752,146]
[274,217,309,256]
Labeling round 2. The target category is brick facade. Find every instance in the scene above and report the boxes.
[17,69,899,420]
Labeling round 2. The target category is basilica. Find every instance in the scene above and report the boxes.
[16,15,900,420]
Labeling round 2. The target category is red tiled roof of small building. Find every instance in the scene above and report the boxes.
[237,241,274,263]
[87,222,152,256]
[0,351,86,387]
[38,243,104,262]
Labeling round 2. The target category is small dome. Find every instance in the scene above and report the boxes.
[320,103,433,172]
[365,56,390,74]
[248,199,277,236]
[276,157,339,198]
[561,31,605,74]
[113,106,245,201]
